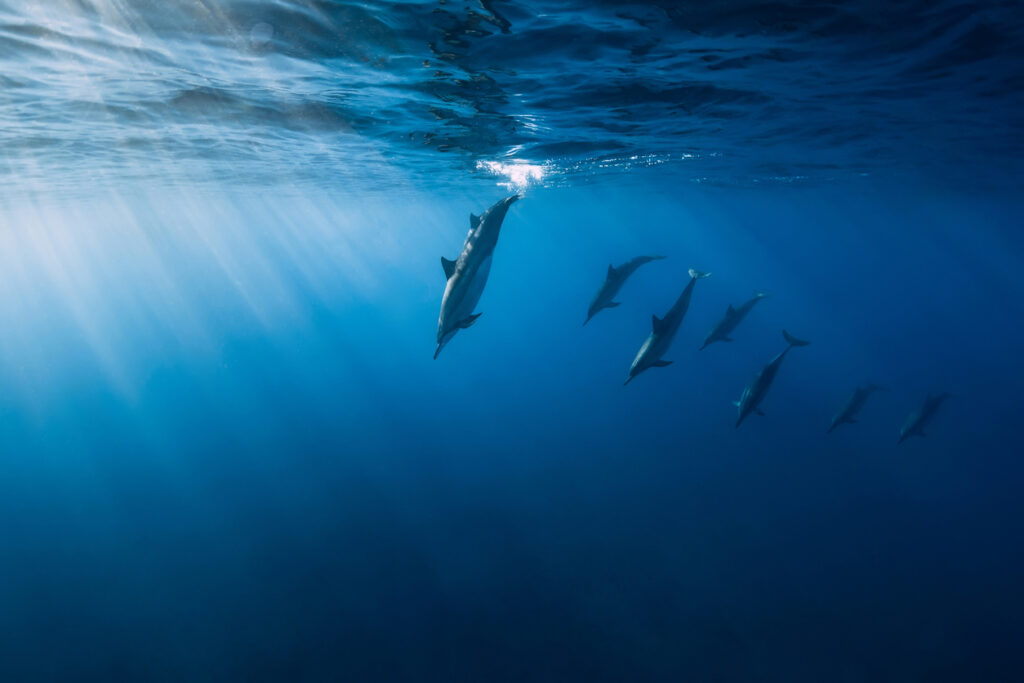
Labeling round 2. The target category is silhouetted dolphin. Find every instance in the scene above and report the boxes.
[897,393,950,444]
[828,384,885,433]
[733,330,810,427]
[624,268,710,385]
[584,255,666,325]
[435,194,520,359]
[700,291,769,349]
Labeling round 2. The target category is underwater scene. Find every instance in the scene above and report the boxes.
[1,1,1023,681]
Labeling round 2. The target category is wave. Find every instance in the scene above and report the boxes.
[0,0,1020,192]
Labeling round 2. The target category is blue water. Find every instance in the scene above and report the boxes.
[2,1,1023,681]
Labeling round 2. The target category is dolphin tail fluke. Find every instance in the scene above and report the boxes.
[783,330,810,347]
[688,268,711,279]
[898,429,923,445]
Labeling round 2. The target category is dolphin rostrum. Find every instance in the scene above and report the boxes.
[828,384,885,433]
[700,291,769,349]
[733,330,810,427]
[584,255,666,325]
[897,393,950,444]
[435,194,520,359]
[624,268,711,385]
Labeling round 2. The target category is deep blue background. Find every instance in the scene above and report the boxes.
[0,177,1021,681]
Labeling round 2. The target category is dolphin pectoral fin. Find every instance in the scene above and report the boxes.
[848,418,857,423]
[652,360,673,367]
[441,256,457,279]
[607,264,616,278]
[457,313,482,329]
[470,213,481,229]
[723,337,734,342]
[607,301,621,308]
[726,304,737,316]
[756,409,766,416]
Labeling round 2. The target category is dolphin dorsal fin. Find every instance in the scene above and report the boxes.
[726,304,736,316]
[607,264,615,278]
[652,314,664,333]
[441,256,457,279]
[470,213,481,230]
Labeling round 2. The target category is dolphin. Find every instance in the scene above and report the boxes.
[897,393,951,444]
[435,194,520,359]
[584,255,666,325]
[828,384,885,433]
[624,268,711,385]
[733,330,810,427]
[700,291,769,349]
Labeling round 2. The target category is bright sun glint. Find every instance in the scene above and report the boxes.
[476,160,546,191]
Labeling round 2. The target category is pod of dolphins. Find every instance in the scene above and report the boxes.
[436,195,949,443]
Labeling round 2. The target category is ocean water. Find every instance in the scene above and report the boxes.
[1,1,1023,681]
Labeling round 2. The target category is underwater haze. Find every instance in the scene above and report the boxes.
[1,1,1023,681]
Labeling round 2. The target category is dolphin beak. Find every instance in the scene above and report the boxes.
[433,344,442,360]
[623,376,634,386]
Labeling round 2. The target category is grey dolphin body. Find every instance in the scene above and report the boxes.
[897,393,950,444]
[733,330,811,427]
[828,384,884,433]
[700,292,769,349]
[584,255,666,325]
[624,268,711,385]
[435,194,520,359]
